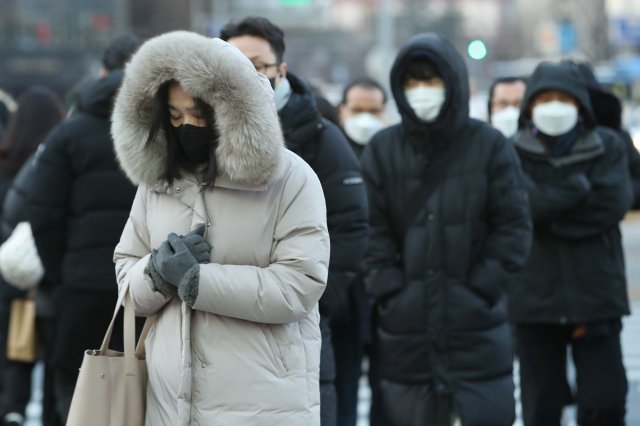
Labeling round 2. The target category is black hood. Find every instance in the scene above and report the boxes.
[390,33,470,142]
[574,62,623,130]
[78,70,124,118]
[519,61,596,130]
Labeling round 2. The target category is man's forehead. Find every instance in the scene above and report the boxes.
[494,81,526,98]
[346,86,385,105]
[227,35,276,61]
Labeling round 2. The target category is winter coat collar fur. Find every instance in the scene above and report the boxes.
[111,31,284,187]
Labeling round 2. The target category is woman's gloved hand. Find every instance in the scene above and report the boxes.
[152,233,198,286]
[182,223,210,263]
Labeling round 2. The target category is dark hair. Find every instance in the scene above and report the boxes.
[220,17,285,63]
[341,77,387,105]
[102,35,142,72]
[487,76,527,117]
[0,86,65,174]
[145,81,219,187]
[401,57,439,85]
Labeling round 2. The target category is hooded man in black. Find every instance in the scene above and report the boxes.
[509,61,631,426]
[360,33,531,425]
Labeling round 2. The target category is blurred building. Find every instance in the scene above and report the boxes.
[1,0,639,101]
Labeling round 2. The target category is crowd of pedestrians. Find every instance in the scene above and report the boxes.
[0,14,638,426]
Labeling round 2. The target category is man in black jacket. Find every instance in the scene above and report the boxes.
[220,17,369,426]
[570,61,640,210]
[16,35,140,424]
[509,61,631,426]
[360,33,531,425]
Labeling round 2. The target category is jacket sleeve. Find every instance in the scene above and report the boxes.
[114,186,172,316]
[549,129,633,238]
[22,127,71,289]
[314,122,369,317]
[523,172,592,223]
[191,162,329,324]
[468,137,532,304]
[360,137,404,302]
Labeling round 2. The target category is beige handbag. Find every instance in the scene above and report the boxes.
[66,283,154,426]
[6,297,37,362]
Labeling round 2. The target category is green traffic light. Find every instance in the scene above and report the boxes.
[468,40,487,60]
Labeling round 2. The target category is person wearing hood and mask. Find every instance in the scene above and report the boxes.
[112,31,330,426]
[220,17,368,426]
[509,61,632,426]
[360,33,531,426]
[8,35,140,425]
[487,76,527,138]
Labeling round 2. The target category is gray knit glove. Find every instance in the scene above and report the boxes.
[182,223,210,263]
[147,246,176,297]
[152,233,198,286]
[147,226,209,302]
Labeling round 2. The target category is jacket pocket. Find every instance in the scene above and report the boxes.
[262,325,289,376]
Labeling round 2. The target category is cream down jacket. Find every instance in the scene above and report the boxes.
[112,32,329,426]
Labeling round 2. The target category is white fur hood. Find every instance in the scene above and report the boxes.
[111,31,284,187]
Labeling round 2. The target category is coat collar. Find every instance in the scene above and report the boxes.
[514,128,605,167]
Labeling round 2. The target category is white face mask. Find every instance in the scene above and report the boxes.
[344,113,385,145]
[532,101,578,136]
[273,77,292,112]
[491,106,520,138]
[405,86,445,122]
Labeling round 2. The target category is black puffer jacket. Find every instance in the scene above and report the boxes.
[278,73,368,388]
[14,70,136,291]
[361,33,531,395]
[509,62,632,324]
[576,65,640,210]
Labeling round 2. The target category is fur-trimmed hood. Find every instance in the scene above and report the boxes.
[111,31,284,187]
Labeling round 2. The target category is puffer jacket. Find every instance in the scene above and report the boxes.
[112,32,330,426]
[17,70,136,292]
[509,61,632,324]
[361,33,531,418]
[278,72,368,391]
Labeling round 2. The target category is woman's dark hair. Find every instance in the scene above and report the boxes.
[0,85,66,174]
[145,81,219,187]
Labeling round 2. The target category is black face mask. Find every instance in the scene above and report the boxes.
[174,124,216,164]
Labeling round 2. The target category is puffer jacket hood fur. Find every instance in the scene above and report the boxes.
[111,31,283,187]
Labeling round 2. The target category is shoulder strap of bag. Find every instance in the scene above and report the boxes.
[99,282,155,359]
[401,140,464,238]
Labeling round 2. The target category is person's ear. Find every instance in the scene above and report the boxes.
[277,62,288,81]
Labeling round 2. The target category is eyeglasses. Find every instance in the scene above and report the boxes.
[253,62,279,74]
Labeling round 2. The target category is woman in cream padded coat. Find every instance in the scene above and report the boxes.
[111,31,329,426]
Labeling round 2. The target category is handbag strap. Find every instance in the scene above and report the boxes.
[99,283,156,362]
